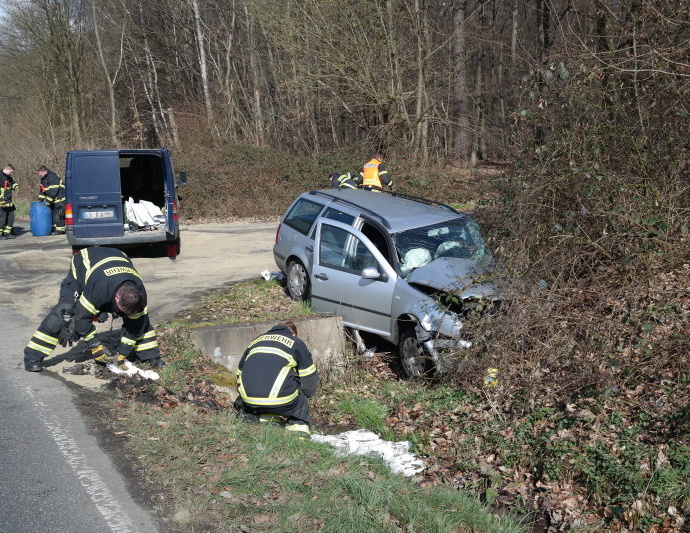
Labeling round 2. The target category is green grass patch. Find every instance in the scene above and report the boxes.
[122,401,526,533]
[173,279,312,327]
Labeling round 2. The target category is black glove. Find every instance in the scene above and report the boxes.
[57,302,74,320]
[96,311,109,323]
[58,317,79,347]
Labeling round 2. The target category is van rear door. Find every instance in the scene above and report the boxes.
[67,150,123,239]
[161,147,178,235]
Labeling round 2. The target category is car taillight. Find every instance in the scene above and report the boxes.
[65,203,73,226]
[275,223,281,244]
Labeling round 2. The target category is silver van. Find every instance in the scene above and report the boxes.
[273,189,500,377]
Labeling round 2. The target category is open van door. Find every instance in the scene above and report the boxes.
[161,147,179,238]
[66,150,123,239]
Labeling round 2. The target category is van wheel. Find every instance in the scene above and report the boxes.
[398,327,434,379]
[286,260,310,301]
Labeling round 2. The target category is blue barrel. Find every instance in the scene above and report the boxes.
[30,202,52,236]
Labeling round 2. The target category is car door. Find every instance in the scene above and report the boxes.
[310,219,397,337]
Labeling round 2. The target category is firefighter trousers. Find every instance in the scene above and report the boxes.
[234,391,313,433]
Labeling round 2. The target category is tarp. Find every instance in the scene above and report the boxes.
[124,197,165,228]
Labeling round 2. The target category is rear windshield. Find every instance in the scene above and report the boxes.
[283,198,324,235]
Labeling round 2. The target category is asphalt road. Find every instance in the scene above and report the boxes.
[0,221,277,532]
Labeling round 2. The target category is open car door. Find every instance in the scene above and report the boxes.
[310,219,397,337]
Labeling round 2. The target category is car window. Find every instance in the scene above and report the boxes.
[392,218,492,277]
[322,207,355,225]
[283,198,324,235]
[360,221,392,266]
[319,225,378,275]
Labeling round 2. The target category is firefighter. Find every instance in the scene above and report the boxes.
[37,165,66,235]
[361,153,393,191]
[329,171,362,190]
[235,320,319,439]
[24,246,165,372]
[0,163,19,239]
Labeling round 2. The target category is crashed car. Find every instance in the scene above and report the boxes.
[273,189,500,377]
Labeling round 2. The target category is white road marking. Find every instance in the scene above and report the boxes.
[25,386,137,533]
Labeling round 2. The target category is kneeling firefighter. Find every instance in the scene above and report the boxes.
[235,320,319,438]
[24,246,165,372]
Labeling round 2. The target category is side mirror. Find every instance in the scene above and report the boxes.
[362,267,384,280]
[176,171,188,186]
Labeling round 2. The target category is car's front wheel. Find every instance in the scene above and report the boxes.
[398,327,434,379]
[286,260,310,301]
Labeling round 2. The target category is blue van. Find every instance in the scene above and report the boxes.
[65,148,186,259]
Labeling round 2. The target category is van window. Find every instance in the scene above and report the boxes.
[283,198,324,235]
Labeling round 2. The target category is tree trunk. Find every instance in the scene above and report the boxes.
[191,0,214,124]
[243,0,265,145]
[452,0,470,167]
[91,0,124,147]
[471,50,483,167]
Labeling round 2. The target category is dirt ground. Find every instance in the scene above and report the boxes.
[1,221,278,389]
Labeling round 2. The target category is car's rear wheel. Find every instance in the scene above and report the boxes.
[398,327,434,379]
[286,260,310,301]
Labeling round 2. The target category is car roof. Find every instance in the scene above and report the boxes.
[306,189,464,233]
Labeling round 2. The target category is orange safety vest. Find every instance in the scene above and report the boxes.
[361,159,383,188]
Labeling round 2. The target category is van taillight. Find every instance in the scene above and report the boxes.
[65,204,73,226]
[173,200,178,221]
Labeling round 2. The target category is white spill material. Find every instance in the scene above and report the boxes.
[106,360,160,381]
[311,429,425,476]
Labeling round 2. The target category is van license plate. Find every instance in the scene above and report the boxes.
[82,209,115,220]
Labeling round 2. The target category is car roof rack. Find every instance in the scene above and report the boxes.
[371,188,461,214]
[308,189,460,230]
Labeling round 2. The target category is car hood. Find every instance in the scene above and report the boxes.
[406,257,499,299]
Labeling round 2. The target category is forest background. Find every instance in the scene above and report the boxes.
[1,0,689,530]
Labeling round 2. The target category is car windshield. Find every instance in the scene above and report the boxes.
[392,218,492,277]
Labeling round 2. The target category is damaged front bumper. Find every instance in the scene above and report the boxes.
[413,319,472,374]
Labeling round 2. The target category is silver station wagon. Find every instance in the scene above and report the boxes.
[273,189,500,377]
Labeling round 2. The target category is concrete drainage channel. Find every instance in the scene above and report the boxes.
[191,314,349,381]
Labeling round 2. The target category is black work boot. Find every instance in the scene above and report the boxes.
[25,360,43,372]
[147,357,165,369]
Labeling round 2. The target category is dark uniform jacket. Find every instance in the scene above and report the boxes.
[237,325,318,407]
[60,247,157,358]
[1,171,19,209]
[39,171,66,205]
[330,172,362,190]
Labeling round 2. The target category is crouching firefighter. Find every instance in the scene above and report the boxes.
[234,320,319,439]
[329,171,361,190]
[24,246,165,372]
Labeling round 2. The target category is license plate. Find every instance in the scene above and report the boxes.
[82,209,115,220]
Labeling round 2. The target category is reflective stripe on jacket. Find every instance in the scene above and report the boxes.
[39,171,65,205]
[362,158,383,188]
[236,325,317,407]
